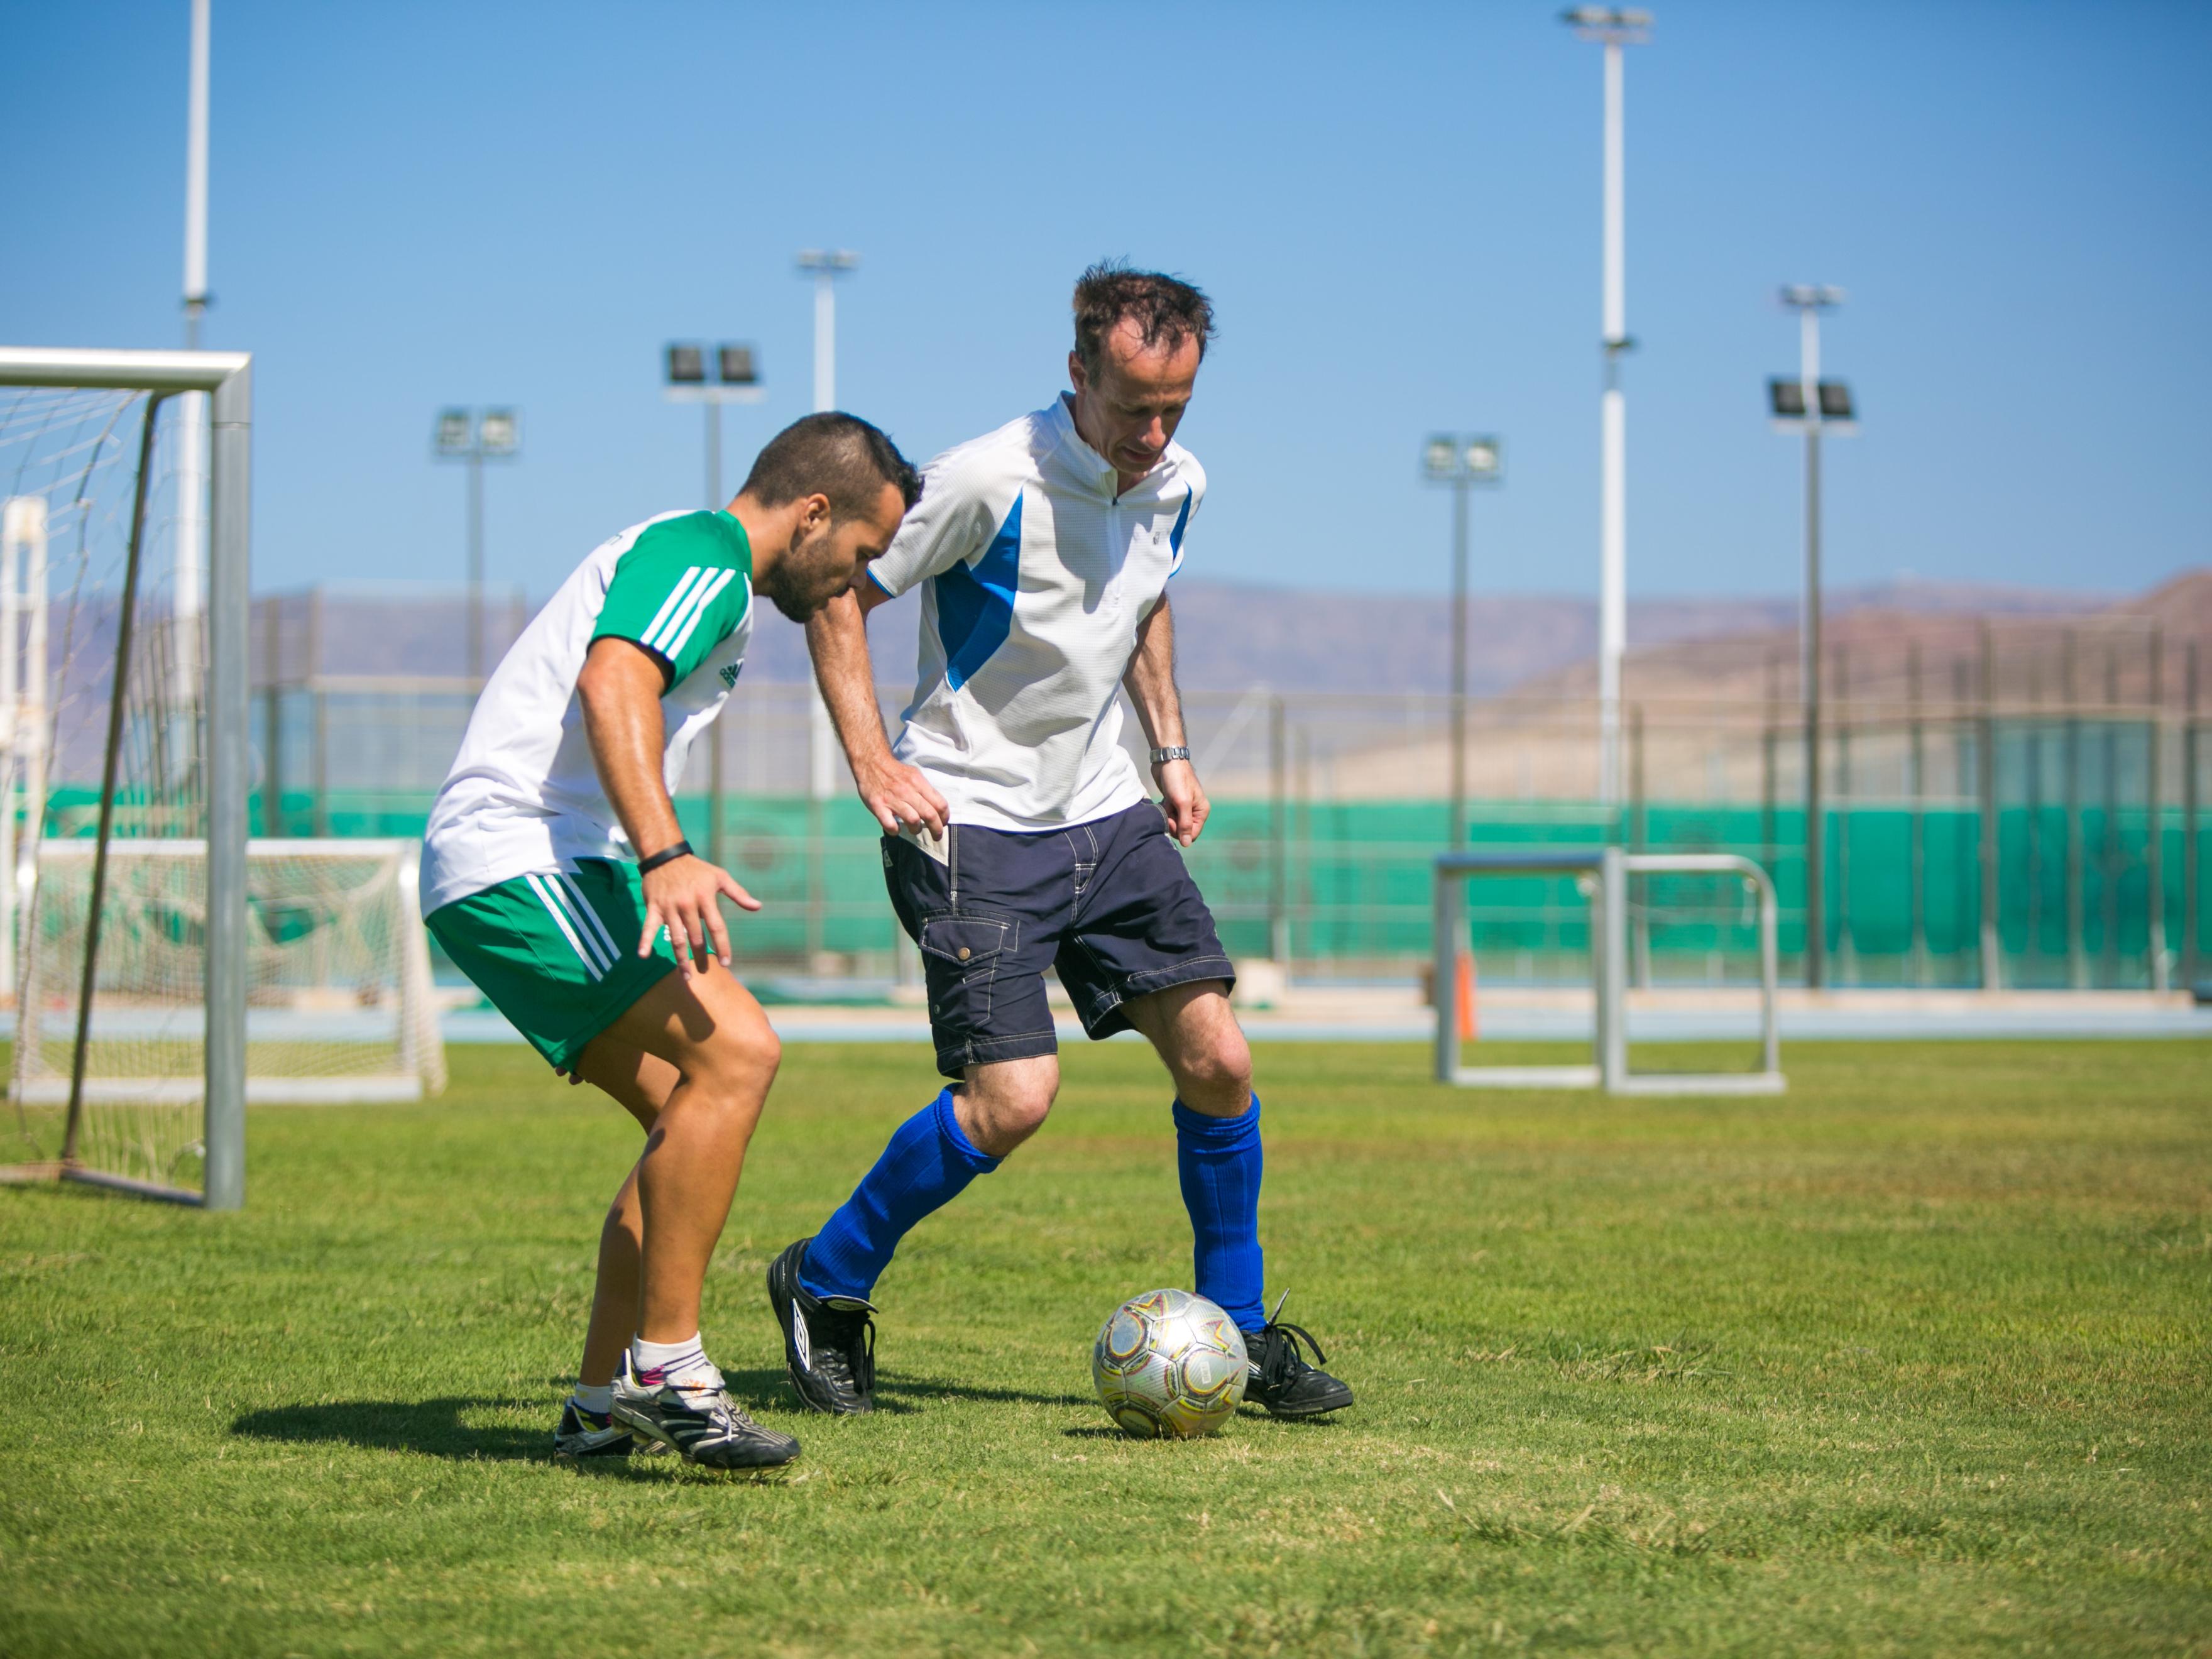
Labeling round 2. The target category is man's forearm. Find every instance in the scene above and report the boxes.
[1122,596,1186,750]
[806,591,897,773]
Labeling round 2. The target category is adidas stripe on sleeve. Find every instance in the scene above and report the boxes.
[592,512,753,686]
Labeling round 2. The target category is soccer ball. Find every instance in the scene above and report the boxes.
[1091,1288,1248,1439]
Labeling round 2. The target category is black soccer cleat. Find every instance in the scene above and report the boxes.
[1242,1295,1355,1419]
[609,1354,801,1469]
[767,1237,877,1416]
[553,1396,640,1459]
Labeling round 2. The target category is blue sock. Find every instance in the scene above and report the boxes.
[1174,1094,1266,1332]
[800,1087,1000,1303]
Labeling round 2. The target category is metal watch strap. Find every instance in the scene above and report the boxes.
[636,839,694,875]
[1149,745,1191,765]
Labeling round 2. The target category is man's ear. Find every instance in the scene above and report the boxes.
[1066,349,1088,393]
[801,491,834,533]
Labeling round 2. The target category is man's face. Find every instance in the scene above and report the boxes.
[1068,318,1202,482]
[762,481,908,622]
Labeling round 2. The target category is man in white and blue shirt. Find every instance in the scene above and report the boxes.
[765,264,1354,1426]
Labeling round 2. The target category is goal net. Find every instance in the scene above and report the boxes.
[1,351,441,1205]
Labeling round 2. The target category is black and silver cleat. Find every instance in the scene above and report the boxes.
[767,1237,878,1416]
[609,1354,800,1469]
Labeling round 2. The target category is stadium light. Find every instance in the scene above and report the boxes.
[430,407,523,685]
[796,249,859,412]
[1563,5,1651,809]
[663,339,766,508]
[1769,283,1859,990]
[1421,434,1505,851]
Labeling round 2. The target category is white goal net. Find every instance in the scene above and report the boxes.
[1,350,439,1205]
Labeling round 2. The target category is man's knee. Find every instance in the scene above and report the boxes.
[961,1061,1058,1154]
[680,1012,780,1107]
[1173,1020,1252,1113]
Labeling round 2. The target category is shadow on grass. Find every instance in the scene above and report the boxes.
[875,1374,1085,1410]
[233,1396,559,1461]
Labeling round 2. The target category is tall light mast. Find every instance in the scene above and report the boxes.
[175,0,211,710]
[1562,6,1651,807]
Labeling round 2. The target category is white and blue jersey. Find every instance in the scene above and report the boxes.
[865,394,1204,831]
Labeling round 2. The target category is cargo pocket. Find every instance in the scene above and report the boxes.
[917,912,1017,1035]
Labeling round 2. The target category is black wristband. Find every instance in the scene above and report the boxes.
[637,840,694,875]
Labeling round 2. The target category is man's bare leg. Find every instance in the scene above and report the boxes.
[578,956,780,1345]
[565,1035,681,1388]
[1122,979,1251,1117]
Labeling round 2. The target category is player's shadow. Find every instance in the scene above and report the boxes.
[874,1373,1085,1410]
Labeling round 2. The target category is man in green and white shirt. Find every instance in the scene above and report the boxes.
[421,413,919,1469]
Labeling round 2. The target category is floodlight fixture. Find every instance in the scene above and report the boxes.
[1817,381,1854,421]
[476,408,520,456]
[1462,437,1504,482]
[1767,380,1807,419]
[1779,283,1847,310]
[1562,5,1652,41]
[717,344,758,386]
[1422,435,1460,481]
[665,342,706,385]
[433,407,474,457]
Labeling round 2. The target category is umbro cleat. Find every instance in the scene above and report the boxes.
[1243,1294,1355,1419]
[554,1396,641,1459]
[609,1353,800,1469]
[767,1237,877,1415]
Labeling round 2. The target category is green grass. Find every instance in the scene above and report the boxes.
[3,1038,2209,1657]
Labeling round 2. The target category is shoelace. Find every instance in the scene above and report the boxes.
[1254,1318,1330,1388]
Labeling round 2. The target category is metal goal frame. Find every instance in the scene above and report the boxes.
[1432,847,1785,1096]
[0,347,253,1208]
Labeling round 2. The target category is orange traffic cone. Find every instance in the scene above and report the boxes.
[1455,950,1478,1043]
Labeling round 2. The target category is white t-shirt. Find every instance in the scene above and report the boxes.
[420,509,755,916]
[867,395,1204,832]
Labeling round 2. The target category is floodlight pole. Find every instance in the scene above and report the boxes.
[466,451,485,683]
[1780,287,1840,988]
[797,249,858,412]
[1564,9,1648,810]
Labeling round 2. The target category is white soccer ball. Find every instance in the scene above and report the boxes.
[1092,1288,1249,1439]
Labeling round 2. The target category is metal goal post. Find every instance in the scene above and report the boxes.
[1432,847,1784,1096]
[0,347,253,1208]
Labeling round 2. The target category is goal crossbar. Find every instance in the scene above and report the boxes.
[1433,848,1785,1096]
[0,347,253,1208]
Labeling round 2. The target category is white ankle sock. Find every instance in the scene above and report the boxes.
[572,1382,613,1415]
[631,1332,714,1385]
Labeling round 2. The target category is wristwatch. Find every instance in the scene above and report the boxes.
[1148,745,1191,765]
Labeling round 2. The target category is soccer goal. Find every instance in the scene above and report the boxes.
[1432,846,1785,1095]
[0,347,258,1206]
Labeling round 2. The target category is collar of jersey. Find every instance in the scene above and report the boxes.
[1048,394,1180,504]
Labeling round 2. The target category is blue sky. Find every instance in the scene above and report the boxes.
[6,1,2208,603]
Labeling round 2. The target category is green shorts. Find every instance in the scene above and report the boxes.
[426,858,698,1072]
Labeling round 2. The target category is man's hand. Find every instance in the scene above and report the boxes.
[639,853,762,975]
[1156,757,1209,847]
[855,752,950,838]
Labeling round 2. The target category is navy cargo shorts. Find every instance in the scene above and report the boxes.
[881,799,1237,1078]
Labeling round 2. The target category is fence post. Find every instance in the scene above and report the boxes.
[1835,644,1853,985]
[1629,703,1648,988]
[2148,628,2167,991]
[2186,643,2201,990]
[1979,621,2000,993]
[1761,653,1778,878]
[2064,631,2085,989]
[1269,694,1289,966]
[309,586,328,837]
[1908,642,1927,985]
[261,595,282,835]
[2103,643,2122,986]
[1432,860,1458,1083]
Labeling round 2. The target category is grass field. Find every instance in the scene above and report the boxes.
[3,1038,2209,1657]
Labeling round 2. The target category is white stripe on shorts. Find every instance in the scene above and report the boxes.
[558,871,625,966]
[527,872,608,979]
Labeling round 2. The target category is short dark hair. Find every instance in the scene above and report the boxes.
[740,412,922,517]
[1071,261,1215,377]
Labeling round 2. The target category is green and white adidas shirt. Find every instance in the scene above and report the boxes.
[420,509,754,916]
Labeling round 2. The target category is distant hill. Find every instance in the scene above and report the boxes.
[287,573,2123,697]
